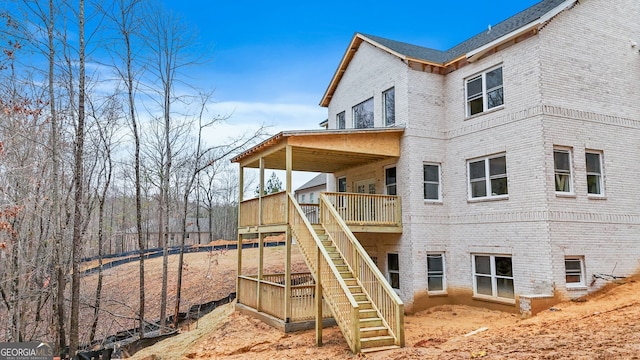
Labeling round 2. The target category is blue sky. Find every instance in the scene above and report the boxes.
[159,0,541,188]
[163,0,540,128]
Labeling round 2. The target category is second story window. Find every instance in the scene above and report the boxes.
[466,66,503,116]
[353,97,374,129]
[423,163,441,201]
[383,87,395,126]
[468,154,507,199]
[586,151,604,196]
[336,111,345,129]
[554,148,573,194]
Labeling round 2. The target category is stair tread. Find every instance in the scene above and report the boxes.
[360,325,387,331]
[360,345,400,353]
[360,335,394,342]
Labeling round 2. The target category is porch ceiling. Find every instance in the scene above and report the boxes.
[231,128,404,173]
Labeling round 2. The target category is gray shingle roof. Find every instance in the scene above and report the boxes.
[296,173,327,192]
[361,0,569,64]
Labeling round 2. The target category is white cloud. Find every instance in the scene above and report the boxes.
[201,100,326,143]
[204,101,326,197]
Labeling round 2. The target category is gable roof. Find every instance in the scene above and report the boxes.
[295,173,327,192]
[320,0,576,107]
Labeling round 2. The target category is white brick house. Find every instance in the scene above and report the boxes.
[232,0,640,352]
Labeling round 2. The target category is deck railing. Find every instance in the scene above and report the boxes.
[323,192,401,226]
[239,191,287,227]
[299,203,320,224]
[238,273,332,322]
[288,194,361,353]
[320,193,405,347]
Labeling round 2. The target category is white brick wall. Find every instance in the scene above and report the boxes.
[323,0,640,312]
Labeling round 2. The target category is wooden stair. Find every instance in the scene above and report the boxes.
[313,226,400,353]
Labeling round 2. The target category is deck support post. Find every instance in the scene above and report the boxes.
[315,247,322,346]
[257,232,265,312]
[237,166,244,300]
[284,228,292,322]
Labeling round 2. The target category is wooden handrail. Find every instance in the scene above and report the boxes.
[320,193,405,347]
[287,193,361,353]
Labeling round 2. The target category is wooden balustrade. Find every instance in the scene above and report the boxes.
[239,191,287,227]
[288,194,361,353]
[320,193,405,347]
[238,273,331,322]
[299,203,320,224]
[323,192,401,226]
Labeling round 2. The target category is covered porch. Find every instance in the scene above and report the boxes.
[231,128,405,352]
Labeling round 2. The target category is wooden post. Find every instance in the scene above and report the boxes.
[257,232,264,312]
[315,247,322,346]
[259,158,265,226]
[284,228,292,323]
[237,166,244,301]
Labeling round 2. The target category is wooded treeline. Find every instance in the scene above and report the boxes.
[0,0,263,356]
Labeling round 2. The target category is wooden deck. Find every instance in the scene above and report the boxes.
[238,191,402,234]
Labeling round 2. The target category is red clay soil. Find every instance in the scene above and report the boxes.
[130,269,640,359]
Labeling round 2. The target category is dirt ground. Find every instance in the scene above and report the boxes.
[80,237,304,342]
[123,246,640,360]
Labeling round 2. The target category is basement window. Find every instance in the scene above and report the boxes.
[565,257,585,288]
[388,253,400,290]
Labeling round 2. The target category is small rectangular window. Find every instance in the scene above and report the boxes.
[423,164,441,201]
[353,98,374,129]
[586,151,603,196]
[385,167,397,195]
[554,149,573,193]
[468,154,507,199]
[427,253,445,293]
[336,111,345,129]
[388,253,400,289]
[565,257,585,287]
[383,87,395,126]
[310,192,315,203]
[466,66,504,116]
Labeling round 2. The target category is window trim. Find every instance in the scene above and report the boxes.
[387,252,400,290]
[472,254,515,303]
[427,253,446,294]
[423,163,441,202]
[383,87,395,126]
[565,256,586,288]
[585,150,604,197]
[465,65,504,117]
[352,97,374,129]
[467,154,508,200]
[337,176,347,193]
[554,148,574,195]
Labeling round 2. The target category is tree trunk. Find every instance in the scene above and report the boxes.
[69,0,86,354]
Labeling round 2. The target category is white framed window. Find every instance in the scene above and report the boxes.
[586,151,604,196]
[353,98,374,129]
[387,253,400,290]
[336,111,345,129]
[301,194,306,203]
[385,166,397,196]
[565,257,585,288]
[427,253,446,293]
[468,154,507,199]
[554,148,573,193]
[466,65,504,117]
[383,87,395,126]
[423,163,441,201]
[472,254,514,302]
[310,192,315,203]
